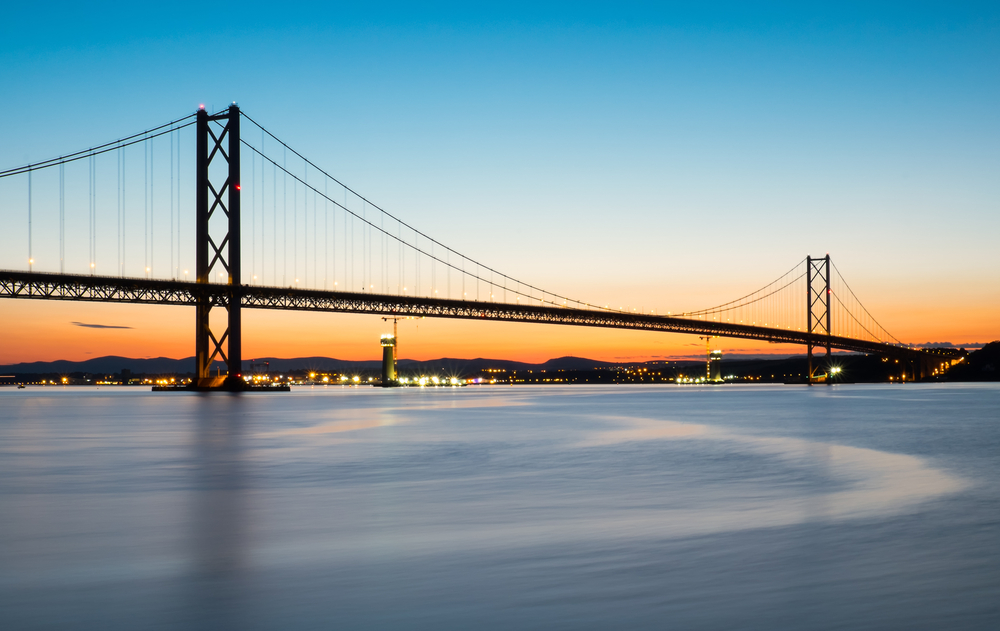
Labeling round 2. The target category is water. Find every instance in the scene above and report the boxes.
[1,383,998,630]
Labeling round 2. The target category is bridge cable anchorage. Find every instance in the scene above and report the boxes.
[238,111,610,312]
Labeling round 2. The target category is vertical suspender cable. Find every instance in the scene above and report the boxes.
[349,192,353,290]
[381,210,385,292]
[310,162,316,287]
[93,156,97,273]
[59,164,65,273]
[261,130,265,285]
[324,179,329,288]
[301,161,305,286]
[325,180,329,289]
[344,190,348,289]
[294,171,298,282]
[333,182,339,288]
[313,188,317,287]
[144,136,148,276]
[89,156,94,273]
[272,163,276,285]
[170,126,174,278]
[315,188,318,288]
[27,169,32,270]
[283,149,287,285]
[176,127,180,279]
[369,203,372,290]
[149,137,153,276]
[251,151,255,283]
[259,130,265,284]
[117,147,121,275]
[362,200,366,289]
[122,147,126,275]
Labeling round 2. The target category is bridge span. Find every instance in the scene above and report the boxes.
[0,269,959,363]
[0,104,963,388]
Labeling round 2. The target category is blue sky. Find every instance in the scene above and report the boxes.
[1,2,997,360]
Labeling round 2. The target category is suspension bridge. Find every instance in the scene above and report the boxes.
[0,105,959,389]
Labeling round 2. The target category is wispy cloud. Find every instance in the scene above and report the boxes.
[916,342,986,349]
[71,322,133,330]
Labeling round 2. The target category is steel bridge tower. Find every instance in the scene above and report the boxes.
[195,105,242,388]
[806,254,831,385]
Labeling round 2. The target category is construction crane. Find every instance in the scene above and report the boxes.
[382,317,400,362]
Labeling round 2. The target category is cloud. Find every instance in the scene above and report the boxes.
[915,342,986,349]
[71,321,133,329]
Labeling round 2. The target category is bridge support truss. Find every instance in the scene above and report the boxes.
[806,254,832,385]
[195,105,241,388]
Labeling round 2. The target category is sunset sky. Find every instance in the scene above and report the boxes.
[1,2,997,365]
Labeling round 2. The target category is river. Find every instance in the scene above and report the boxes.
[1,383,997,629]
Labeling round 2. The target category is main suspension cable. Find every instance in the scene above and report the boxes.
[239,111,610,311]
[0,114,197,178]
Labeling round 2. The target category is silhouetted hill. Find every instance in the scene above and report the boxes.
[0,356,204,375]
[947,341,1000,381]
[0,355,616,376]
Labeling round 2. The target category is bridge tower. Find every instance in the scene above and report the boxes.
[195,105,242,388]
[806,254,832,385]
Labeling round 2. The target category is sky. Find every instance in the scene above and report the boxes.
[1,1,997,364]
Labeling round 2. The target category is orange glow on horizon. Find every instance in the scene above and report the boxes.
[0,297,996,366]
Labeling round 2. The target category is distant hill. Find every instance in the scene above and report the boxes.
[947,341,1000,381]
[0,356,203,376]
[0,355,619,376]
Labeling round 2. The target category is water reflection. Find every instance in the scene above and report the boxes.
[576,413,966,527]
[182,394,249,630]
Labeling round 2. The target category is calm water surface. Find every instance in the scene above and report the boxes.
[1,383,998,630]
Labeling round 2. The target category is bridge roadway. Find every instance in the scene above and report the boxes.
[0,270,959,360]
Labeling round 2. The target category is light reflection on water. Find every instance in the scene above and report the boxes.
[0,384,998,630]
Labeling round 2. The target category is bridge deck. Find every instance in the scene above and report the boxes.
[0,270,958,359]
